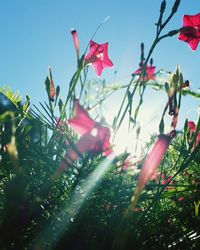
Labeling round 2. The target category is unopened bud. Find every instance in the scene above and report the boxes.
[172,0,180,14]
[140,43,144,63]
[181,80,189,89]
[48,67,55,101]
[168,29,179,36]
[160,0,166,14]
[71,29,80,58]
[129,134,171,210]
[150,58,153,67]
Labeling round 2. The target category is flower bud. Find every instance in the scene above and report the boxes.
[137,134,171,192]
[172,0,180,14]
[129,134,171,210]
[71,29,80,58]
[160,0,166,14]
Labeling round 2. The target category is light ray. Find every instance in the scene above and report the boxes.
[32,153,115,249]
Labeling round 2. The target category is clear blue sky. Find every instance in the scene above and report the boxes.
[0,0,199,131]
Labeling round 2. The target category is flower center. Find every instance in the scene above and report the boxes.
[91,128,98,137]
[96,53,104,61]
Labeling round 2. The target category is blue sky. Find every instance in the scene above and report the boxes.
[0,0,200,144]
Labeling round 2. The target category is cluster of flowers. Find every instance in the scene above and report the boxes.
[53,13,200,199]
[72,12,200,78]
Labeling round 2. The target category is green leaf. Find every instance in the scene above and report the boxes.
[127,90,132,115]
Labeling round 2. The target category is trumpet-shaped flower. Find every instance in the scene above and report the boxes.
[68,99,95,135]
[85,40,113,76]
[55,99,112,177]
[134,64,156,81]
[187,120,200,146]
[136,134,171,192]
[196,133,200,146]
[129,134,171,210]
[188,121,196,133]
[68,99,112,155]
[178,13,200,51]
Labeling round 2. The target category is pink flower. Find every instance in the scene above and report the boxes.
[178,196,184,202]
[161,175,174,190]
[188,121,196,133]
[133,207,142,212]
[178,13,200,51]
[187,120,200,146]
[68,99,112,156]
[196,133,200,145]
[134,64,156,81]
[121,159,131,170]
[71,29,80,57]
[55,99,113,177]
[161,175,173,185]
[68,99,96,135]
[84,40,113,76]
[129,134,171,210]
[136,134,171,193]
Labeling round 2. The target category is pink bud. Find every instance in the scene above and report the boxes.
[129,134,171,211]
[178,196,184,202]
[137,134,171,193]
[48,67,55,101]
[188,121,196,133]
[196,132,200,146]
[71,29,80,57]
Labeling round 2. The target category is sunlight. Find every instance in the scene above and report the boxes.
[105,99,163,158]
[32,154,115,249]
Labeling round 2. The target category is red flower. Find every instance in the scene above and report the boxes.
[196,133,200,145]
[187,120,200,146]
[136,134,171,192]
[178,196,184,202]
[188,121,196,133]
[68,99,95,135]
[55,99,113,177]
[134,64,156,81]
[161,175,174,190]
[178,13,200,51]
[129,134,171,210]
[84,40,113,76]
[68,99,112,156]
[121,158,131,170]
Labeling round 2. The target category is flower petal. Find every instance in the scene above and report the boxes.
[137,134,171,192]
[68,99,95,135]
[179,13,200,51]
[188,121,196,133]
[134,64,155,81]
[183,13,200,27]
[85,40,113,76]
[183,15,194,26]
[85,40,99,61]
[92,60,103,76]
[188,38,199,50]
